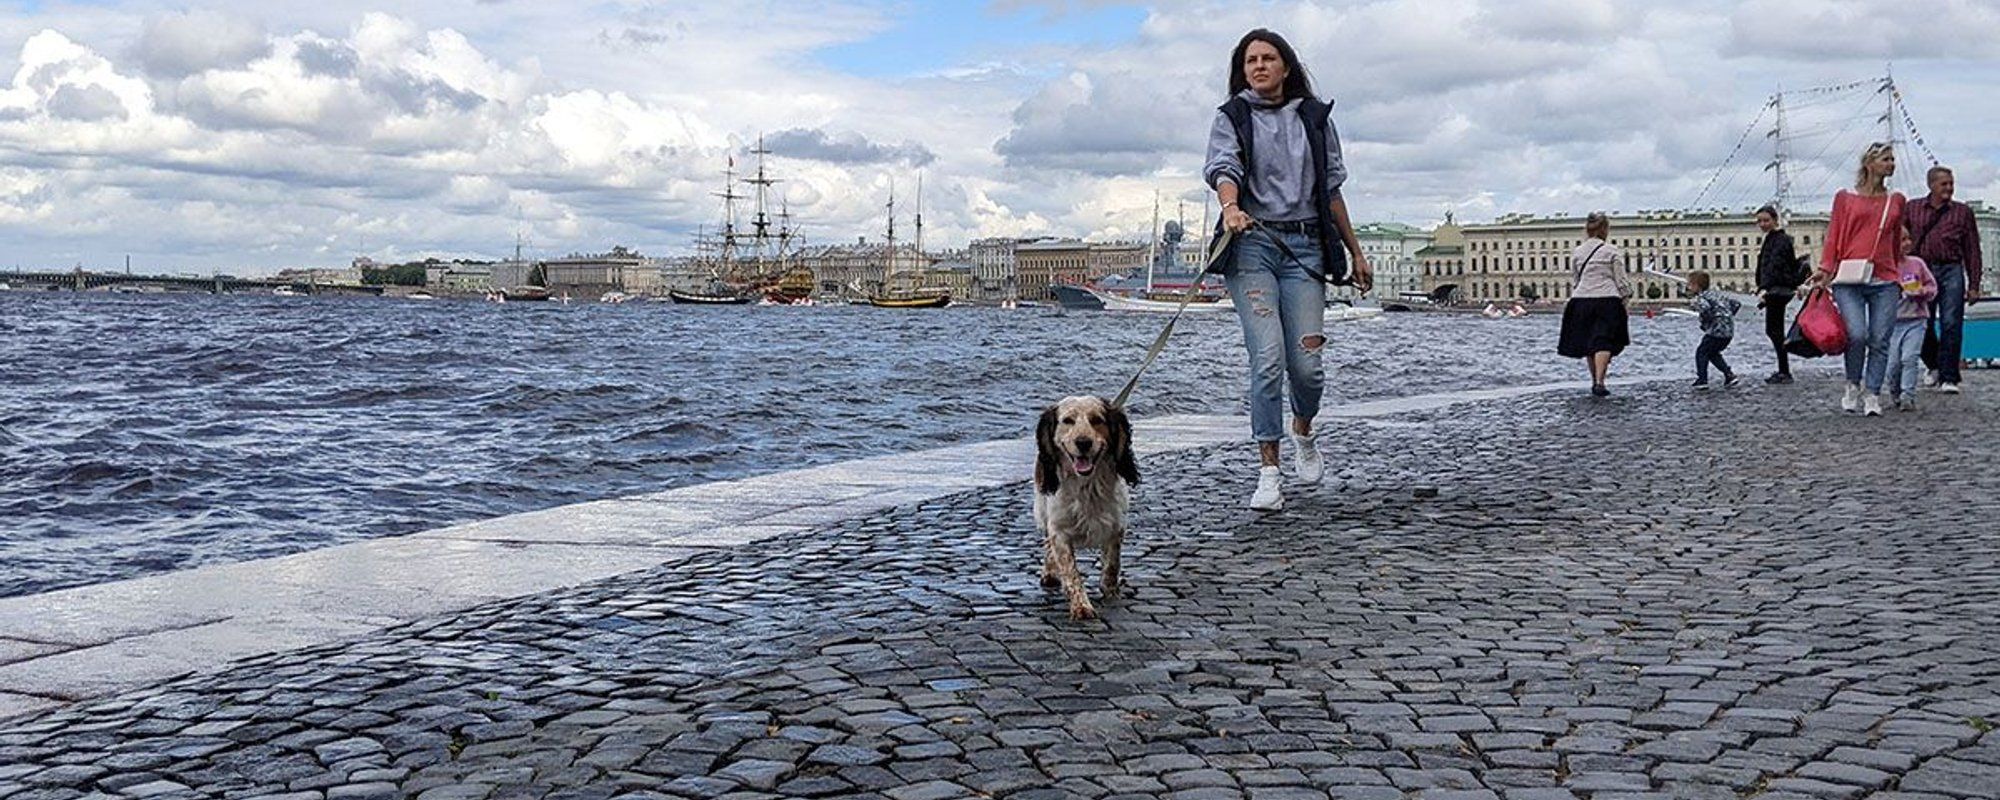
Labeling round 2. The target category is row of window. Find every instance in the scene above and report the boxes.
[1462,280,1749,301]
[1469,232,1804,252]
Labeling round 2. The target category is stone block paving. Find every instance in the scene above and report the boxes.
[4,379,2000,799]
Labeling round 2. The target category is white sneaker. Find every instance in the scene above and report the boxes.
[1924,369,1941,388]
[1249,466,1283,512]
[1863,393,1883,417]
[1941,382,1962,394]
[1292,432,1324,484]
[1841,383,1863,414]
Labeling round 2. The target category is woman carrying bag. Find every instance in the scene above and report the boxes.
[1557,212,1632,397]
[1814,142,1906,416]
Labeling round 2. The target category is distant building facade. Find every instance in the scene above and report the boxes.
[542,246,661,298]
[1426,209,1831,304]
[1349,222,1431,301]
[969,237,1020,302]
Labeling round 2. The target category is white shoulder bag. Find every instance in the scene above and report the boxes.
[1832,193,1893,285]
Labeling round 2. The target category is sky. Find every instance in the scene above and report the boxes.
[1,0,1997,274]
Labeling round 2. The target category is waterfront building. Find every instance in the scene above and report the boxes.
[969,237,1020,303]
[793,240,929,298]
[1349,222,1431,302]
[924,260,976,302]
[542,246,661,299]
[1014,238,1089,301]
[1428,209,1831,304]
[1417,217,1467,302]
[1007,239,1149,301]
[274,266,364,285]
[439,264,493,292]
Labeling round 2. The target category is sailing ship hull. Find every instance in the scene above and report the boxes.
[868,292,951,309]
[668,289,754,305]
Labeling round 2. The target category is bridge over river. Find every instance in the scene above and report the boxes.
[0,269,384,296]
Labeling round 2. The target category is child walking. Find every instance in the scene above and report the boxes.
[1688,271,1741,389]
[1886,230,1938,411]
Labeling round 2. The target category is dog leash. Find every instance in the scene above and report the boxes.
[1111,228,1235,409]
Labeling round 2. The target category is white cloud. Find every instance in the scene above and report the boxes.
[0,0,1992,273]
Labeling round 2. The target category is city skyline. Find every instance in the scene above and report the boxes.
[1,0,1997,275]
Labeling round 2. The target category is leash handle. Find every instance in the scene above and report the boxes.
[1112,228,1236,409]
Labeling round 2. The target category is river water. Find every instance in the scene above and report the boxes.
[0,291,1717,597]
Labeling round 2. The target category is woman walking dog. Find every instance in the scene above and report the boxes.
[1202,28,1372,512]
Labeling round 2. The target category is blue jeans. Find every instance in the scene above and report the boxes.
[1887,318,1926,398]
[1695,335,1732,383]
[1923,263,1967,383]
[1833,281,1899,393]
[1226,229,1326,442]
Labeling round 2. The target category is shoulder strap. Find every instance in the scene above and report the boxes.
[1911,198,1948,252]
[1572,242,1608,286]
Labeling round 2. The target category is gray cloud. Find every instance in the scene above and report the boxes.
[993,71,1201,176]
[132,10,269,78]
[1727,0,2000,60]
[764,128,936,166]
[295,40,358,78]
[46,84,127,121]
[368,71,486,114]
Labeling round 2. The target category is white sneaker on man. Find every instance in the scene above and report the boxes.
[1292,432,1324,484]
[1863,393,1883,417]
[1249,465,1283,512]
[1924,369,1941,388]
[1841,383,1863,414]
[1941,382,1963,394]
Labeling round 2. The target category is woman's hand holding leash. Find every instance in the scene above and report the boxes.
[1350,252,1374,294]
[1222,203,1253,233]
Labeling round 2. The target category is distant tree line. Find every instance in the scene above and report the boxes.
[361,257,495,287]
[361,263,428,286]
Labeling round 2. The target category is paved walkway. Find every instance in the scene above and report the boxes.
[3,377,1998,799]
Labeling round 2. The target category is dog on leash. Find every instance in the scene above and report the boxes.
[1034,396,1139,620]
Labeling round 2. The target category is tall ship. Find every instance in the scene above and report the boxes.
[670,137,811,305]
[868,176,950,309]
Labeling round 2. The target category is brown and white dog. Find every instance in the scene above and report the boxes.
[1034,395,1139,620]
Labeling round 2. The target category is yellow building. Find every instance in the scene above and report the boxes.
[1426,210,1830,304]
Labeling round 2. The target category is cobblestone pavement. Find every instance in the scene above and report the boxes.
[4,378,1999,800]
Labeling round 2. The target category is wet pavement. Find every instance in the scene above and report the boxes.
[3,375,1998,799]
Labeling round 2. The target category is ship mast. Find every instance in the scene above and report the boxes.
[914,172,924,267]
[1145,191,1160,292]
[1769,83,1790,220]
[746,135,780,275]
[884,181,897,292]
[714,156,744,278]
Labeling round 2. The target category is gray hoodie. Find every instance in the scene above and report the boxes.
[1203,89,1347,223]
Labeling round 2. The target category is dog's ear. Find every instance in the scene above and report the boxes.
[1035,404,1061,493]
[1106,401,1139,487]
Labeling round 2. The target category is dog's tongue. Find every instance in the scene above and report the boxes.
[1072,456,1096,474]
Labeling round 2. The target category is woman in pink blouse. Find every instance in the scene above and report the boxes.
[1813,142,1906,417]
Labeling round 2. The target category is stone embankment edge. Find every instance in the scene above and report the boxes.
[0,375,1669,721]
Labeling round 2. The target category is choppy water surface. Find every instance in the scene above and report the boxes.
[0,292,1712,596]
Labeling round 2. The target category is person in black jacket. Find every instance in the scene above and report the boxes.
[1754,205,1801,383]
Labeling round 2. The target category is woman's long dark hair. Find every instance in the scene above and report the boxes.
[1227,29,1315,101]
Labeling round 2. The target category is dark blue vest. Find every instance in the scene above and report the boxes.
[1210,96,1350,285]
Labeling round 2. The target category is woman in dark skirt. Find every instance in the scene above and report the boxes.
[1558,212,1633,396]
